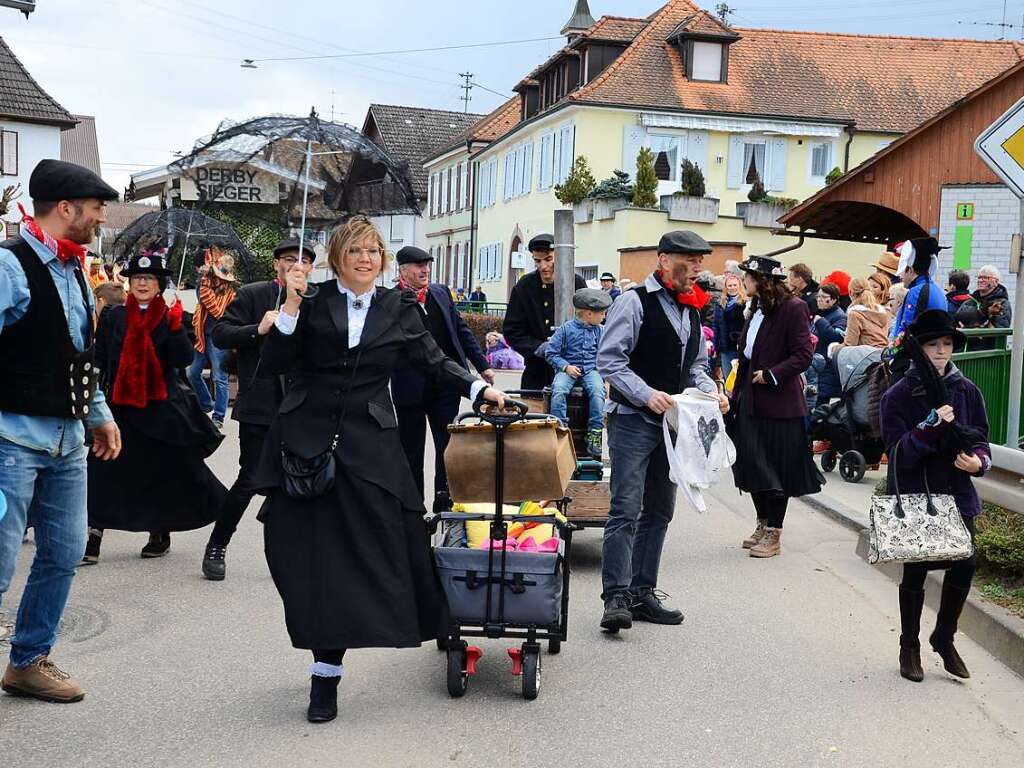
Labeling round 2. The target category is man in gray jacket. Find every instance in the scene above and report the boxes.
[597,230,729,633]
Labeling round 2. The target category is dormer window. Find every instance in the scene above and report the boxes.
[667,11,739,85]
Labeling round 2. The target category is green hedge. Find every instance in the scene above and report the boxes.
[461,312,503,355]
[976,504,1024,575]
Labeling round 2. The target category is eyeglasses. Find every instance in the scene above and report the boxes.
[278,255,314,266]
[348,247,382,258]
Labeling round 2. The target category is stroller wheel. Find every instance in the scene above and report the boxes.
[820,449,837,473]
[548,638,562,655]
[522,645,542,701]
[839,451,866,483]
[446,646,469,698]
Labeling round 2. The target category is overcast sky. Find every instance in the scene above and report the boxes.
[4,0,1023,193]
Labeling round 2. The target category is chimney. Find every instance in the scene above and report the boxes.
[561,0,596,43]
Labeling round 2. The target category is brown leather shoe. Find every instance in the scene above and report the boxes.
[1,657,85,703]
[750,528,781,558]
[742,519,767,549]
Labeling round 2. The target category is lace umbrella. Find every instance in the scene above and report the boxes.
[169,109,420,265]
[110,208,258,285]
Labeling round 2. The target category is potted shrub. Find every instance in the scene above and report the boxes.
[555,156,597,223]
[735,171,796,228]
[660,160,719,223]
[632,147,659,209]
[589,169,634,220]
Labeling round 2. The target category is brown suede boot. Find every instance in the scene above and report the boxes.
[742,519,767,549]
[1,657,85,703]
[929,581,971,679]
[898,586,925,682]
[749,528,781,558]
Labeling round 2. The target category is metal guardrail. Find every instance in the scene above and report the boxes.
[975,444,1024,515]
[457,301,507,317]
[952,328,1018,446]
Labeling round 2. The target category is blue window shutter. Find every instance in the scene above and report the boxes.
[768,137,788,191]
[726,134,744,188]
[622,125,645,180]
[686,130,709,175]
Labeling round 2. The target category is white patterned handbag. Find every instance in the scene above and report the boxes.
[867,444,974,565]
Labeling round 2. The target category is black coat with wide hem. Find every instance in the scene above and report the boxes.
[253,282,477,650]
[87,305,227,532]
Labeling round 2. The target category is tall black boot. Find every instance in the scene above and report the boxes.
[898,587,925,682]
[929,580,971,679]
[307,675,340,723]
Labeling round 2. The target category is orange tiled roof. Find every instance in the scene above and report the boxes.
[570,0,1024,133]
[578,15,647,43]
[423,97,520,164]
[668,10,739,40]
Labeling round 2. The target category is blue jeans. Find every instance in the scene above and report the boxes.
[0,438,88,668]
[549,370,605,433]
[187,329,229,422]
[601,412,676,601]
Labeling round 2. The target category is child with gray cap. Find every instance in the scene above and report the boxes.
[544,287,613,459]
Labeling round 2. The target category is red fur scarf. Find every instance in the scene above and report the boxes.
[654,268,710,310]
[112,294,168,408]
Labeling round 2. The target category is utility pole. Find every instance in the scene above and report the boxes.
[459,72,474,113]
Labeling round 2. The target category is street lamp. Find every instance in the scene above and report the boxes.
[240,59,258,69]
[0,0,35,18]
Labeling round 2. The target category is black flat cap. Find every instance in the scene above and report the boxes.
[396,245,433,265]
[29,159,119,203]
[528,233,555,252]
[573,287,612,312]
[273,237,317,261]
[657,230,712,256]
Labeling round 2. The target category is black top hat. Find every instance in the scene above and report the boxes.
[273,237,316,261]
[528,233,555,252]
[29,159,119,203]
[908,309,967,349]
[739,255,787,280]
[396,245,434,265]
[121,249,172,278]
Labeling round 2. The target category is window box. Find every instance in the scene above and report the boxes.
[660,194,719,224]
[572,199,594,224]
[735,201,790,229]
[592,196,630,221]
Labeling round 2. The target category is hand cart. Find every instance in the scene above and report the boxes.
[430,399,578,701]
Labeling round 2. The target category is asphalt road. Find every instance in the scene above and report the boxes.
[2,390,1022,767]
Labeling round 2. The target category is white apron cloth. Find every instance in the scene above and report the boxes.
[662,389,736,512]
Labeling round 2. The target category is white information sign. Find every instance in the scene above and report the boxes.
[180,166,280,204]
[974,96,1024,199]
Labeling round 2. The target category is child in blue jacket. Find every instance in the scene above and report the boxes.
[545,288,612,459]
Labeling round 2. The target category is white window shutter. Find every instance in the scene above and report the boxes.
[768,137,788,191]
[686,130,709,175]
[726,134,745,189]
[460,163,468,208]
[488,160,496,207]
[538,134,552,191]
[558,124,574,183]
[524,142,534,194]
[622,125,645,181]
[503,154,512,201]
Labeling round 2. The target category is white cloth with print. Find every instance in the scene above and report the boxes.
[662,389,736,513]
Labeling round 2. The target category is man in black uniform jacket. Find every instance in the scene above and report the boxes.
[502,233,587,391]
[393,246,493,513]
[201,237,314,580]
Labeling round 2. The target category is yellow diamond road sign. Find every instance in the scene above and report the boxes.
[975,96,1024,198]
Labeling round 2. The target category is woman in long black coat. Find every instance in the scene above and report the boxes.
[86,251,226,561]
[253,216,505,724]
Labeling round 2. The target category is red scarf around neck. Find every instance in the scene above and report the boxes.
[398,278,429,306]
[18,203,88,267]
[655,268,709,310]
[112,294,169,408]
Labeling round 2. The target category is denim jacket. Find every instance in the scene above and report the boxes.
[0,226,112,456]
[545,317,603,374]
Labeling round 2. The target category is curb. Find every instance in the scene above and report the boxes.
[801,493,1024,679]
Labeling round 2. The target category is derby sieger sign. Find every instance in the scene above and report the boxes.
[180,166,280,204]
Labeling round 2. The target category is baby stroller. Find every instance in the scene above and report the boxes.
[810,345,886,483]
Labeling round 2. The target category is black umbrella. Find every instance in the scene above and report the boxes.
[110,208,258,285]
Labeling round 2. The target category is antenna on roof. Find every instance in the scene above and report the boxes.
[715,3,735,24]
[956,0,1015,40]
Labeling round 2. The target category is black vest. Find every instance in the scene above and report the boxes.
[0,237,96,419]
[609,286,702,418]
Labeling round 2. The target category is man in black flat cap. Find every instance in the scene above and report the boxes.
[0,159,121,703]
[503,233,587,391]
[393,245,493,512]
[596,229,729,634]
[200,237,315,580]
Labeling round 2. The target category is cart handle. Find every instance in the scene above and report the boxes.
[473,397,529,425]
[432,511,579,532]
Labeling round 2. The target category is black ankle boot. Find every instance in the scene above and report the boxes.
[202,542,227,581]
[898,586,925,682]
[307,675,340,723]
[929,581,971,679]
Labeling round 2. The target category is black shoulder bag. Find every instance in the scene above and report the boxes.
[280,347,363,500]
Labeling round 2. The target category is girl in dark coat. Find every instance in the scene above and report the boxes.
[713,272,746,377]
[879,310,991,683]
[253,217,507,724]
[84,251,226,562]
[729,256,822,559]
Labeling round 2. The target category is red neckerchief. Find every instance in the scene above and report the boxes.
[112,294,168,408]
[18,203,88,267]
[655,269,709,310]
[398,278,428,306]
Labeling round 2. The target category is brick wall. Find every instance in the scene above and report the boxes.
[938,184,1018,308]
